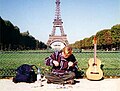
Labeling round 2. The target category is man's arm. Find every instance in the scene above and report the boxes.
[45,51,60,66]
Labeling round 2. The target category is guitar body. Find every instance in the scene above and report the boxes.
[86,36,103,80]
[86,58,103,80]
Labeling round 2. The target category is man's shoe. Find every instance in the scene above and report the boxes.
[65,79,75,85]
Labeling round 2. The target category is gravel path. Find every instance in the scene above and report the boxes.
[0,78,120,91]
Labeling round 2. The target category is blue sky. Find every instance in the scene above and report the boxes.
[0,0,120,44]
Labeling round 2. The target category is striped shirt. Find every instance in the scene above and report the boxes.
[45,51,78,75]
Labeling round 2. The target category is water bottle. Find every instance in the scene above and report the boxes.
[37,67,42,87]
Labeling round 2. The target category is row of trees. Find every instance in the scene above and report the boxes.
[0,17,47,50]
[0,16,120,51]
[70,24,120,51]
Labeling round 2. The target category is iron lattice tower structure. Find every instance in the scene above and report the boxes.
[47,0,69,46]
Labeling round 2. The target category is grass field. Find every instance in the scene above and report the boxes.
[0,51,120,77]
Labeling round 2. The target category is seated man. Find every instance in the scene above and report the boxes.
[44,46,78,84]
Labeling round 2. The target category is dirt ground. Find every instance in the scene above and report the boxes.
[0,77,120,91]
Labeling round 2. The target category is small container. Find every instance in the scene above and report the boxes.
[37,68,42,87]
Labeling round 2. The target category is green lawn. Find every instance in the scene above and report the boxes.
[0,51,120,77]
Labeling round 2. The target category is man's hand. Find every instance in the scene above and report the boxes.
[53,60,59,66]
[68,61,74,67]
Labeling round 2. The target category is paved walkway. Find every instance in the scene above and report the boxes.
[0,78,120,91]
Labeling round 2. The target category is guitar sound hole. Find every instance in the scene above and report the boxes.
[93,63,97,66]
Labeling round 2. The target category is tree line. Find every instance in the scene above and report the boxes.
[70,24,120,51]
[0,17,47,51]
[0,16,120,51]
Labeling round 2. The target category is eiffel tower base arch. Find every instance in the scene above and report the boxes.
[47,35,69,46]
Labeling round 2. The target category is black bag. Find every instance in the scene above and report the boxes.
[13,64,37,83]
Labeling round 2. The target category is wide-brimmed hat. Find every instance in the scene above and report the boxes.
[62,46,72,57]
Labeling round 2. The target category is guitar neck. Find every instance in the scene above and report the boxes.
[93,36,97,65]
[94,43,97,65]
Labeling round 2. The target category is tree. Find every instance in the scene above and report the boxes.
[71,24,120,51]
[0,17,47,50]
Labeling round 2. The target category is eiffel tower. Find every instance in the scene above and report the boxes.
[47,0,69,46]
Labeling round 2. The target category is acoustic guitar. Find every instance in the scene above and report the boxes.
[86,36,103,80]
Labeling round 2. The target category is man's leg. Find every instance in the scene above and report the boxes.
[61,72,75,84]
[45,72,64,84]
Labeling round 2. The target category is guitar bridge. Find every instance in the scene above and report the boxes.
[91,72,99,74]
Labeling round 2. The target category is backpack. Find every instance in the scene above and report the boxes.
[13,64,37,83]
